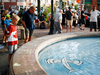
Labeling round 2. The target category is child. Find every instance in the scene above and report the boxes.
[4,14,12,31]
[4,14,12,45]
[6,14,20,66]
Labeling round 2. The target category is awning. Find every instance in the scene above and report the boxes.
[97,0,100,4]
[85,0,91,4]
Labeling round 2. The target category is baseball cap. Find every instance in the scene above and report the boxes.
[6,14,10,18]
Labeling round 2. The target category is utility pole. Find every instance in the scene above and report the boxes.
[38,0,40,17]
[48,0,54,34]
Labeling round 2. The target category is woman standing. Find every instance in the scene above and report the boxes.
[62,9,66,30]
[1,10,8,44]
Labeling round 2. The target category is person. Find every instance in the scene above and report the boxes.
[89,6,100,32]
[65,7,74,32]
[4,14,12,45]
[6,14,20,66]
[62,9,66,30]
[71,3,75,13]
[98,14,100,31]
[65,8,68,13]
[48,14,51,27]
[1,10,8,44]
[22,6,36,43]
[40,9,43,16]
[14,7,19,15]
[80,8,87,30]
[53,9,63,34]
[4,14,12,31]
[38,13,47,29]
[73,11,78,29]
[22,8,26,15]
[77,11,81,28]
[8,7,12,15]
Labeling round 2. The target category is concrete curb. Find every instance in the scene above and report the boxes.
[9,32,100,75]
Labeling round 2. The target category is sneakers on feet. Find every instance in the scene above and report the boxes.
[4,43,7,46]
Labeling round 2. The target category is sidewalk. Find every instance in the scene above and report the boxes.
[0,26,94,75]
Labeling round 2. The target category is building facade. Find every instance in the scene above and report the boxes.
[1,0,69,10]
[82,0,100,11]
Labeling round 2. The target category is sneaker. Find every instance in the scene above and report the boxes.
[45,27,47,29]
[38,28,40,29]
[4,43,7,46]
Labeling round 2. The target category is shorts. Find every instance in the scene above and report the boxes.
[1,25,5,31]
[81,18,85,24]
[25,28,33,37]
[8,44,17,54]
[67,20,73,26]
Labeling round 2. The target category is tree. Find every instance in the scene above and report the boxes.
[62,1,66,9]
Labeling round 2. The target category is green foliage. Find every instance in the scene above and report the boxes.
[43,6,51,22]
[62,1,66,9]
[17,9,23,25]
[18,9,23,18]
[74,4,78,10]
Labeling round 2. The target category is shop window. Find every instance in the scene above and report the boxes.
[98,4,100,11]
[17,0,25,2]
[84,4,91,12]
[11,0,16,2]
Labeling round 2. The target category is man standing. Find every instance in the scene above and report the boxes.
[89,6,100,32]
[65,7,74,32]
[53,9,63,34]
[22,6,36,43]
[80,8,87,30]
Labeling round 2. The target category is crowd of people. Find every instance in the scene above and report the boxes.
[0,4,100,67]
[52,5,100,34]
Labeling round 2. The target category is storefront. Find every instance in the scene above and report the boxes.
[97,0,100,11]
[84,0,91,11]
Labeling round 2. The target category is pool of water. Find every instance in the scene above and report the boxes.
[38,37,100,75]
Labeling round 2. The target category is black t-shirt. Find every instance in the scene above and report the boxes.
[22,10,36,30]
[66,11,72,20]
[81,11,85,18]
[39,16,45,21]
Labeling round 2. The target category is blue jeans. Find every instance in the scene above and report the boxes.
[53,22,62,34]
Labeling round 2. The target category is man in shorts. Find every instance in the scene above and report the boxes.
[65,7,74,32]
[22,6,36,43]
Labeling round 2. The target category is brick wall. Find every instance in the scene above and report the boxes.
[4,2,17,10]
[91,0,98,9]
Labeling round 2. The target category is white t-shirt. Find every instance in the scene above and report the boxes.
[90,10,100,22]
[14,10,19,15]
[54,12,62,23]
